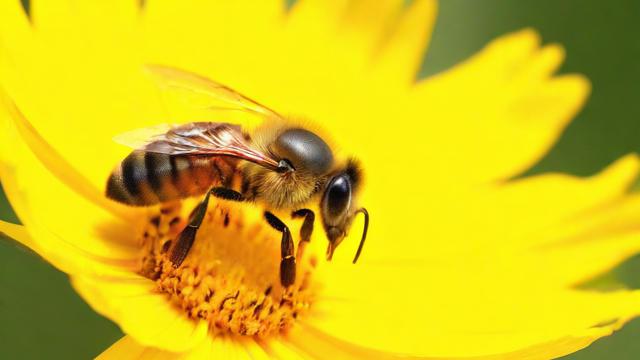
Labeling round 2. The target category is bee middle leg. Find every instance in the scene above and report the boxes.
[291,209,314,260]
[264,211,296,287]
[169,187,245,267]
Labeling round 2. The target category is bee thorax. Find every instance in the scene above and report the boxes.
[242,164,320,209]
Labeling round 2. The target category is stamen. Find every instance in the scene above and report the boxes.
[138,201,317,338]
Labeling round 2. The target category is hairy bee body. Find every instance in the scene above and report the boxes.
[107,65,369,269]
[239,122,332,210]
[107,150,237,206]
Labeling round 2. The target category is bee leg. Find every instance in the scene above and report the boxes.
[291,209,314,260]
[264,211,296,287]
[210,187,245,202]
[169,187,245,267]
[169,191,212,267]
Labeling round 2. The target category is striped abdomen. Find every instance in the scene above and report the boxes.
[106,151,237,206]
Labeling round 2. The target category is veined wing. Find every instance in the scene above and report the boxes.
[145,64,283,120]
[114,122,280,171]
[112,124,174,150]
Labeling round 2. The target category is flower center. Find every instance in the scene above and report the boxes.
[138,201,317,338]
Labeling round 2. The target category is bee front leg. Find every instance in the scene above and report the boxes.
[291,209,314,260]
[169,187,245,267]
[264,211,296,288]
[210,187,245,202]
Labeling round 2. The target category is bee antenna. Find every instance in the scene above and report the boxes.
[352,207,369,264]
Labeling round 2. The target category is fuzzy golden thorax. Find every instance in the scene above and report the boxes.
[241,162,326,209]
[239,119,335,209]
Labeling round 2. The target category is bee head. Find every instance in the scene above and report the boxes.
[320,159,369,263]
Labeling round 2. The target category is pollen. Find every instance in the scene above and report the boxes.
[137,201,317,338]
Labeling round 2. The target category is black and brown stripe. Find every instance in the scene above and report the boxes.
[106,150,237,206]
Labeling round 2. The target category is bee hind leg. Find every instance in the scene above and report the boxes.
[264,211,296,288]
[291,209,314,260]
[169,187,245,267]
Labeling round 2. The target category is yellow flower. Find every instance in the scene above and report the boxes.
[2,0,640,358]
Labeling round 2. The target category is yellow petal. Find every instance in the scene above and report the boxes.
[529,195,640,287]
[97,335,209,360]
[97,335,293,360]
[407,29,590,185]
[142,0,284,94]
[242,340,280,360]
[307,262,640,358]
[0,0,32,53]
[474,154,640,254]
[31,0,139,33]
[308,153,640,357]
[287,324,398,359]
[0,91,141,277]
[0,219,37,251]
[0,0,165,189]
[338,155,640,265]
[98,336,164,360]
[372,0,438,87]
[0,91,131,217]
[339,0,404,48]
[293,322,618,360]
[257,339,307,360]
[73,274,209,353]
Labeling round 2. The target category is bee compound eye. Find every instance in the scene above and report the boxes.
[324,174,352,219]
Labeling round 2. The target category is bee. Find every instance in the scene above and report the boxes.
[106,65,369,287]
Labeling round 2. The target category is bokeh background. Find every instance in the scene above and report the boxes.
[1,0,640,358]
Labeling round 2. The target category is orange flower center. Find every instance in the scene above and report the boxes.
[138,201,317,338]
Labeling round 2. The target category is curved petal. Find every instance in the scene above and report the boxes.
[0,0,32,63]
[96,335,293,360]
[256,339,307,360]
[98,336,164,360]
[287,324,402,359]
[0,90,141,277]
[141,0,286,110]
[344,153,640,264]
[97,335,220,360]
[0,91,131,217]
[306,262,640,358]
[73,274,209,353]
[0,0,165,189]
[408,29,590,185]
[372,0,438,87]
[529,195,640,287]
[140,0,436,145]
[488,154,640,249]
[291,322,622,360]
[0,220,43,260]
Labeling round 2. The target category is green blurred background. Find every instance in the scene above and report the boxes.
[1,0,640,358]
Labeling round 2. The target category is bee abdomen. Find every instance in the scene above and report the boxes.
[107,151,160,206]
[107,151,236,206]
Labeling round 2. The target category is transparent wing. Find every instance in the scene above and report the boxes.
[113,122,281,171]
[145,64,284,122]
[112,124,174,150]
